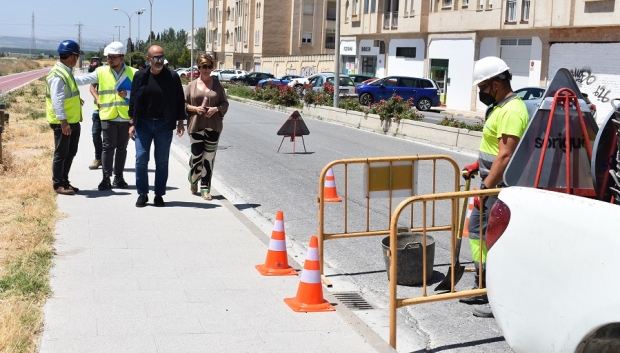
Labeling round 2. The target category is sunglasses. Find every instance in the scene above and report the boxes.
[107,55,123,60]
[199,64,214,70]
[478,82,492,92]
[150,55,166,62]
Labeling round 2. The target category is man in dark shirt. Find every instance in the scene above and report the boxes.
[128,45,186,207]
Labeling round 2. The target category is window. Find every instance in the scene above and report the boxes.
[371,0,376,12]
[443,0,452,7]
[399,78,416,87]
[345,0,350,21]
[302,32,312,44]
[353,0,359,15]
[506,0,516,22]
[303,3,314,15]
[255,30,260,45]
[463,0,469,5]
[364,0,369,14]
[396,47,416,58]
[521,0,530,21]
[420,79,434,88]
[410,0,415,13]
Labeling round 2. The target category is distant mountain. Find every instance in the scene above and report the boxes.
[0,35,108,52]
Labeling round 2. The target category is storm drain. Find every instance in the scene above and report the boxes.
[333,292,374,311]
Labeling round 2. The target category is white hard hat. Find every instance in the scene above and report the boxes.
[472,56,510,86]
[103,46,110,56]
[106,41,126,55]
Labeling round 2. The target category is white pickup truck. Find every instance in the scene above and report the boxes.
[486,186,620,353]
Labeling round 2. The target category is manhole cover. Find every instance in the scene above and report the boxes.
[333,292,374,310]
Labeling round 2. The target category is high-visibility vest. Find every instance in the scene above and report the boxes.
[96,65,136,121]
[46,63,81,124]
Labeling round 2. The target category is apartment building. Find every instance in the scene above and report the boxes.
[339,0,620,117]
[205,0,337,74]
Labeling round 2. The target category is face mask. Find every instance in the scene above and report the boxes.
[478,91,496,106]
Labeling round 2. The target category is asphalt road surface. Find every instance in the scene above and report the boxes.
[173,100,513,353]
[0,68,50,93]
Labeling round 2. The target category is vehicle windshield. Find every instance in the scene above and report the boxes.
[326,77,355,86]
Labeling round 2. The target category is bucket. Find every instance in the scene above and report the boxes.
[381,232,435,286]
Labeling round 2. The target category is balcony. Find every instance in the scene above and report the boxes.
[383,11,398,30]
[324,43,335,49]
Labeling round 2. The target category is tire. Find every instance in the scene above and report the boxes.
[416,97,432,111]
[360,93,374,106]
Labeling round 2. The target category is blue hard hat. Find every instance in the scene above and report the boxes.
[58,40,80,55]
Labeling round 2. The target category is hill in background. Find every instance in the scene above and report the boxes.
[0,35,107,52]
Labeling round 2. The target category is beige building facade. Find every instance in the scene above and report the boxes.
[204,0,620,115]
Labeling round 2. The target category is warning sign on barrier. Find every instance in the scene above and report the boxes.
[277,110,310,154]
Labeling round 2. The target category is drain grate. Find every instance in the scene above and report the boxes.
[333,292,374,310]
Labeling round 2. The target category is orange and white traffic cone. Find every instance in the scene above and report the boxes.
[284,235,335,312]
[324,168,342,202]
[256,211,298,276]
[462,190,476,237]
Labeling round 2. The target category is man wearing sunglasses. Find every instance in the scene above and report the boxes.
[46,40,99,195]
[462,56,528,318]
[128,45,186,207]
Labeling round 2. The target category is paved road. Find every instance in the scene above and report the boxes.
[0,68,50,93]
[173,101,512,353]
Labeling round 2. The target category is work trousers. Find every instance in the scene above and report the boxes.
[92,110,102,160]
[51,123,81,189]
[101,121,130,179]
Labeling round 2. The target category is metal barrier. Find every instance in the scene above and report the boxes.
[317,155,461,286]
[387,188,501,350]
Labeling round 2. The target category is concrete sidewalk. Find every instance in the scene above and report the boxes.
[39,84,394,353]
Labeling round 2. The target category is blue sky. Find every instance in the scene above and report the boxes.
[0,0,207,44]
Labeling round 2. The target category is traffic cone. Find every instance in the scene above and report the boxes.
[284,236,335,312]
[462,190,476,237]
[324,168,342,202]
[256,211,298,276]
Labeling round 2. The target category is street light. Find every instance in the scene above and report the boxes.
[136,10,146,50]
[115,25,124,42]
[149,0,154,47]
[113,7,146,52]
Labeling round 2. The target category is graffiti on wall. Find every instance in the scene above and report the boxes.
[570,67,613,103]
[300,66,317,77]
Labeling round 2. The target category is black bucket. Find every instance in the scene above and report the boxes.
[381,232,435,286]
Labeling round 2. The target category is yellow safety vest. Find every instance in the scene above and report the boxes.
[46,64,81,124]
[96,65,136,121]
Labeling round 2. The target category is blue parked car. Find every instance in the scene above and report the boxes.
[256,75,304,89]
[357,76,441,111]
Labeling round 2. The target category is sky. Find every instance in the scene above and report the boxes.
[0,0,207,47]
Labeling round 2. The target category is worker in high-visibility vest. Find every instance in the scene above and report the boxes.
[46,39,98,195]
[93,42,137,190]
[462,56,528,318]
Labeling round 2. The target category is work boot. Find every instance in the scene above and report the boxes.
[98,177,112,191]
[154,195,165,207]
[89,159,102,170]
[112,176,129,189]
[473,303,493,318]
[55,185,75,195]
[64,182,80,193]
[459,287,489,305]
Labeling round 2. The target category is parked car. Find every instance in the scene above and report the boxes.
[356,76,441,111]
[230,72,275,86]
[211,69,224,77]
[218,69,248,82]
[304,73,357,99]
[517,86,597,119]
[486,186,620,353]
[287,75,314,93]
[349,74,377,84]
[257,75,304,89]
[178,68,199,79]
[88,57,103,73]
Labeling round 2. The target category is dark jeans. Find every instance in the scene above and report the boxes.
[134,119,173,196]
[101,121,130,179]
[51,123,81,189]
[92,111,102,160]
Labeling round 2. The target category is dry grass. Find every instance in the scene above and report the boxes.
[0,77,56,352]
[0,59,42,77]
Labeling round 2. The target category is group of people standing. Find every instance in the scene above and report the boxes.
[46,40,228,207]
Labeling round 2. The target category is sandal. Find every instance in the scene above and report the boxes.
[190,184,198,195]
[200,188,212,201]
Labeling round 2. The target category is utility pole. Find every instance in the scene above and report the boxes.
[115,26,124,42]
[30,12,35,58]
[76,22,84,70]
[191,0,194,82]
[112,34,116,42]
[149,0,154,47]
[333,0,341,107]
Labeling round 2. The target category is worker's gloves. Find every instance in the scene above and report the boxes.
[462,160,480,180]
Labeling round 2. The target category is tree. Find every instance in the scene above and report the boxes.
[194,27,206,52]
[178,46,191,68]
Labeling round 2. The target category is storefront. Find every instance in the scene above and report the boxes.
[340,39,356,75]
[358,39,385,77]
[428,37,475,111]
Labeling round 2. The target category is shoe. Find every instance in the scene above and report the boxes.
[98,178,112,191]
[190,184,198,195]
[89,159,102,170]
[473,303,494,318]
[136,194,148,207]
[154,195,165,207]
[459,287,488,305]
[112,176,129,189]
[55,186,75,195]
[200,188,212,201]
[64,183,79,193]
